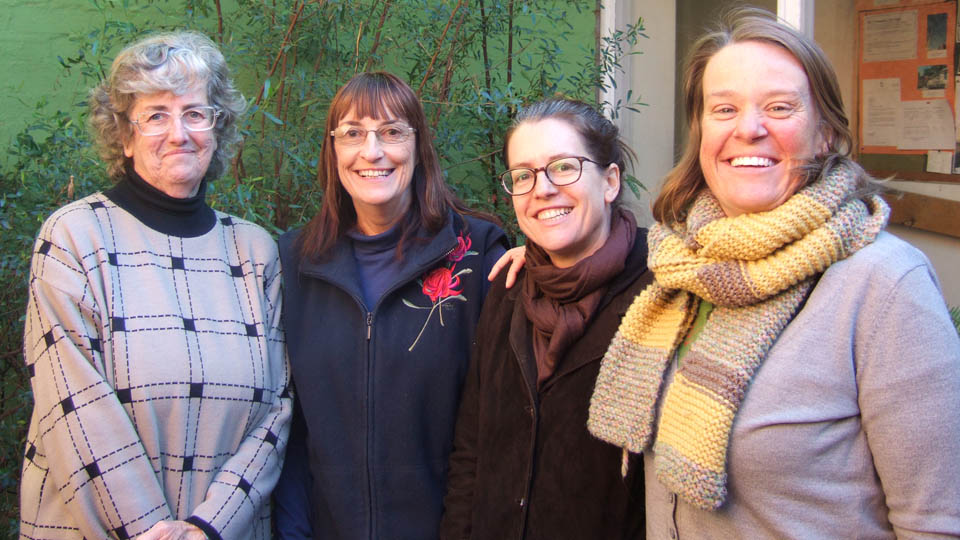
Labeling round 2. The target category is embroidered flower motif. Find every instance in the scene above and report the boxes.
[422,266,462,303]
[403,231,478,351]
[447,235,472,263]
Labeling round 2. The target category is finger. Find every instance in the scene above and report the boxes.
[503,254,525,289]
[487,252,513,281]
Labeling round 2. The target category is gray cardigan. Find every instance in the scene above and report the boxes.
[644,232,960,539]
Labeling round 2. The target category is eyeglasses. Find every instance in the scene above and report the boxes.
[330,124,416,146]
[129,106,220,136]
[499,156,599,196]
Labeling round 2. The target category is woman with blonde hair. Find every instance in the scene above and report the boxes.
[589,8,960,538]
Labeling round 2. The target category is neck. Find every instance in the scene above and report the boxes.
[353,196,411,236]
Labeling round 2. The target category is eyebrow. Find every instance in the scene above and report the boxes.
[337,118,403,127]
[705,89,806,101]
[510,153,579,169]
[139,103,208,112]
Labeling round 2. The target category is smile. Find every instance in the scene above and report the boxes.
[729,156,777,167]
[537,207,571,220]
[357,169,393,178]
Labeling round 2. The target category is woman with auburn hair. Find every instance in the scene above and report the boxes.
[588,7,960,539]
[275,71,511,539]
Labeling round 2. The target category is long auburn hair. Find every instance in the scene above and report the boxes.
[298,72,492,261]
[653,7,866,224]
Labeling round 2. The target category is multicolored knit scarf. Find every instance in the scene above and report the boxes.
[587,163,889,511]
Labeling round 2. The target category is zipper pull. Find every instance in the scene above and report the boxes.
[366,312,373,340]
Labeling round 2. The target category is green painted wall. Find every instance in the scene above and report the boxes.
[1,0,105,149]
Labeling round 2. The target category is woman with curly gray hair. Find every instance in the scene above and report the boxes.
[20,31,290,540]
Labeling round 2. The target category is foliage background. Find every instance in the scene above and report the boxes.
[0,0,645,533]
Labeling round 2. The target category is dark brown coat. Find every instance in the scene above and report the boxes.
[440,230,651,540]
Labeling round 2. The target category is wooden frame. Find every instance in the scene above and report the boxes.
[882,189,960,237]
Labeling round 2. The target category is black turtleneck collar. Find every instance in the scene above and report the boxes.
[104,168,216,238]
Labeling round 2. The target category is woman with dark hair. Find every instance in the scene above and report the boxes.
[20,31,290,540]
[440,97,649,540]
[588,8,960,538]
[276,71,510,539]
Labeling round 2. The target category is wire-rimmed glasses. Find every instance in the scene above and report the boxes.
[330,124,416,146]
[129,106,220,136]
[499,156,599,196]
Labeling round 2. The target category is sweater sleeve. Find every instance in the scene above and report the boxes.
[856,263,960,537]
[187,248,293,540]
[21,228,173,539]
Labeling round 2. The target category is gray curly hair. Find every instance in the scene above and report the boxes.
[88,31,246,181]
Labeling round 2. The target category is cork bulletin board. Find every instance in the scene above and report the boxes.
[856,0,960,237]
[858,0,956,156]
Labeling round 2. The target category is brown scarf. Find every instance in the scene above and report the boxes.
[521,208,637,386]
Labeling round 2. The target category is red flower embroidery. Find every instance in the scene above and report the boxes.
[447,234,472,262]
[404,230,476,351]
[421,266,462,303]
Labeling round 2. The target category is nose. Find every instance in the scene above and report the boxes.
[167,114,190,144]
[359,130,384,161]
[530,169,557,198]
[734,109,768,141]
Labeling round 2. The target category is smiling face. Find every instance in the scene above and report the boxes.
[334,107,417,234]
[123,88,217,198]
[699,40,823,217]
[507,118,620,268]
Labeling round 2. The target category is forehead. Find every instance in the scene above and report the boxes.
[702,40,811,98]
[507,118,588,166]
[131,87,209,111]
[338,104,406,125]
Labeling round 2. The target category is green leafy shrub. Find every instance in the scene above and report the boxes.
[0,0,645,533]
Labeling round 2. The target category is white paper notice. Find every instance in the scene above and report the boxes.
[864,11,918,62]
[899,100,956,150]
[863,78,901,147]
[926,150,953,173]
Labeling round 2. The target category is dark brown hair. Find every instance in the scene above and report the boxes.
[298,72,491,261]
[653,7,865,223]
[502,97,636,208]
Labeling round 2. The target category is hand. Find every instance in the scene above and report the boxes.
[137,520,207,540]
[488,246,526,288]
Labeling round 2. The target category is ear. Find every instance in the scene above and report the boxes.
[603,163,621,204]
[123,132,136,159]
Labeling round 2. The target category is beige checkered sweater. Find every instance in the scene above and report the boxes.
[20,189,291,540]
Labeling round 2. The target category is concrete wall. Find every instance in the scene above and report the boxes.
[606,0,677,227]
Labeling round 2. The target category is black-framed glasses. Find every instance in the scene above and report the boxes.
[330,124,416,146]
[499,156,599,196]
[129,106,220,136]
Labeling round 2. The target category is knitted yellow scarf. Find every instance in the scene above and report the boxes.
[587,163,889,510]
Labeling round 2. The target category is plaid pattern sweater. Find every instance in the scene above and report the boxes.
[20,181,291,540]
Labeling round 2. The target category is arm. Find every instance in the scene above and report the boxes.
[439,331,483,540]
[185,250,293,540]
[22,232,172,538]
[857,264,960,537]
[272,397,315,539]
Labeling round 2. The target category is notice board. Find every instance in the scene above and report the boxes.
[858,1,956,160]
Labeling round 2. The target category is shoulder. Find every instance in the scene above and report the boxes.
[38,192,111,236]
[820,231,938,293]
[459,214,509,251]
[214,211,280,264]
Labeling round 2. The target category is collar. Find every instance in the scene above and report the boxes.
[103,168,216,238]
[297,210,464,297]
